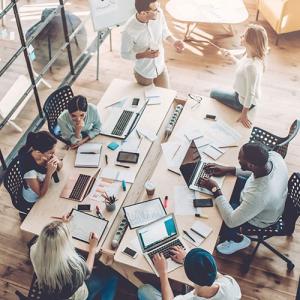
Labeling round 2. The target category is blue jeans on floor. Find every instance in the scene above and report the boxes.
[86,265,119,300]
[138,284,162,300]
[210,88,243,112]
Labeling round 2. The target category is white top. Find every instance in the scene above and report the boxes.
[22,170,46,203]
[174,275,241,300]
[121,9,171,79]
[215,152,288,228]
[233,56,264,108]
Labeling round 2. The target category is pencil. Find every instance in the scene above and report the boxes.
[172,145,181,159]
[183,230,196,243]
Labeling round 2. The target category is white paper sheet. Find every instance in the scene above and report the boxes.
[174,186,196,215]
[100,167,135,183]
[137,127,157,142]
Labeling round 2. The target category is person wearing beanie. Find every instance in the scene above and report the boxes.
[200,142,288,255]
[137,247,241,299]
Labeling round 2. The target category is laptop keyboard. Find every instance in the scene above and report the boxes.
[195,162,209,187]
[111,110,134,136]
[148,239,185,260]
[69,174,91,200]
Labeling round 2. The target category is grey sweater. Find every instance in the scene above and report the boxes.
[215,152,288,228]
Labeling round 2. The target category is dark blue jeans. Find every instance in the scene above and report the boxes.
[86,264,118,300]
[210,88,243,112]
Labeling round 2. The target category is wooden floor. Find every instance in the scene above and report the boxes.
[1,0,300,299]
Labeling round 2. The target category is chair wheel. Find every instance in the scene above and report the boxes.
[287,262,295,271]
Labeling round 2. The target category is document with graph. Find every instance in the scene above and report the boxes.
[123,198,166,229]
[68,209,108,243]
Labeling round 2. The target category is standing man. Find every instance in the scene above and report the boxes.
[121,0,185,88]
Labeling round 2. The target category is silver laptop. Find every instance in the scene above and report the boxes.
[179,140,224,195]
[100,101,148,139]
[137,214,188,276]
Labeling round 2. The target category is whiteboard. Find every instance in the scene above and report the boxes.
[89,0,135,32]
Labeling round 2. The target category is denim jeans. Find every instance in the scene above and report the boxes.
[210,88,243,112]
[86,265,119,300]
[138,284,162,300]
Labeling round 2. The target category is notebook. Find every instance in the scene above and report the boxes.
[75,143,102,168]
[182,220,213,246]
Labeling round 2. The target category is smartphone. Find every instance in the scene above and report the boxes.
[205,114,216,120]
[122,247,138,259]
[193,198,213,208]
[132,98,140,107]
[117,151,139,164]
[77,204,91,211]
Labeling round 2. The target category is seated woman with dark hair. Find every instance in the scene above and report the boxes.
[57,95,101,149]
[19,131,62,205]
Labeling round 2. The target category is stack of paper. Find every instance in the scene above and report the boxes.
[144,86,161,105]
[182,221,213,246]
[75,143,102,168]
[100,167,135,184]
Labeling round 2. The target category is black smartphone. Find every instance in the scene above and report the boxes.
[132,98,140,106]
[77,204,91,211]
[122,247,137,259]
[205,114,216,120]
[193,198,213,208]
[117,151,139,164]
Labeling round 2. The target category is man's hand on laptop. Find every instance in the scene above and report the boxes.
[153,253,167,275]
[199,177,219,192]
[170,246,186,264]
[204,163,235,177]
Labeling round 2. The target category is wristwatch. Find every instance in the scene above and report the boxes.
[211,186,221,197]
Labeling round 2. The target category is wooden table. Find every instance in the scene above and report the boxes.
[166,0,249,47]
[112,95,252,286]
[20,78,176,252]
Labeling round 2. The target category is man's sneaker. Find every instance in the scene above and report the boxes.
[216,235,251,255]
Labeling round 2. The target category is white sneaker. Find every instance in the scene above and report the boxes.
[216,235,251,255]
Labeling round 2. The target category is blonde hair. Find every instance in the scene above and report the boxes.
[31,221,86,293]
[244,24,269,61]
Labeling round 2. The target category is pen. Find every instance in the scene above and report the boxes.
[122,180,126,191]
[183,230,196,243]
[172,145,181,159]
[96,205,105,220]
[51,216,63,220]
[105,154,108,165]
[81,152,96,154]
[195,213,209,219]
[137,137,143,150]
[115,164,130,168]
[164,195,168,208]
[190,228,206,239]
[219,145,238,148]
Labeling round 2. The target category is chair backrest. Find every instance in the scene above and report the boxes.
[249,126,280,149]
[282,172,300,234]
[43,85,73,144]
[275,120,300,158]
[3,156,32,214]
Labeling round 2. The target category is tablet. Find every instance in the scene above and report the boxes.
[117,151,139,164]
[68,209,108,244]
[123,198,166,229]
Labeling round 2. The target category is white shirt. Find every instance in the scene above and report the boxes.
[174,275,241,300]
[233,56,264,108]
[215,152,288,228]
[121,9,171,79]
[22,170,46,203]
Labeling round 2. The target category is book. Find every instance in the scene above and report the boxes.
[182,220,213,246]
[75,143,102,168]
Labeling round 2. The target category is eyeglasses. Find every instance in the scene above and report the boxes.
[188,93,203,109]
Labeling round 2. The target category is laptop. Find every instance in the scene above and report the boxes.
[137,214,188,276]
[100,101,148,139]
[60,172,97,202]
[179,140,224,195]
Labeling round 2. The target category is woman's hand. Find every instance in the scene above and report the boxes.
[46,160,57,176]
[89,232,99,253]
[173,40,185,53]
[70,136,90,149]
[237,112,252,128]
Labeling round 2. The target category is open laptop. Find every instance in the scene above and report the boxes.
[60,172,96,202]
[179,140,224,195]
[137,214,188,276]
[100,101,148,139]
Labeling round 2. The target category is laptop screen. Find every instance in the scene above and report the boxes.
[138,214,178,251]
[179,140,202,186]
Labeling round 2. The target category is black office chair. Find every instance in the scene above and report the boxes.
[3,156,33,220]
[43,85,74,144]
[242,172,300,273]
[249,119,300,158]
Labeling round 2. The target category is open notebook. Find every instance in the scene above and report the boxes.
[75,143,102,168]
[182,220,213,246]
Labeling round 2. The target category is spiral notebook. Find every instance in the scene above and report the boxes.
[75,143,102,168]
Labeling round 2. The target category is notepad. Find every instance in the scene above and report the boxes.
[75,143,102,168]
[182,220,213,246]
[68,209,108,243]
